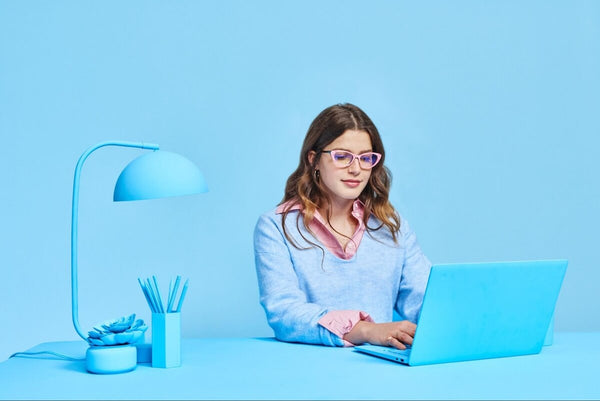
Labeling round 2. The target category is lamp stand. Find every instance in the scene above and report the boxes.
[71,140,207,374]
[71,142,158,374]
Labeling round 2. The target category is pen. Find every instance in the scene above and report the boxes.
[176,279,189,313]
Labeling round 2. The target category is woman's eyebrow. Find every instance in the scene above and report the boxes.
[331,147,373,153]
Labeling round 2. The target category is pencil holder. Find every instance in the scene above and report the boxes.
[151,312,181,368]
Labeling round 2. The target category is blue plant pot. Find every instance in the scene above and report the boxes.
[86,345,137,374]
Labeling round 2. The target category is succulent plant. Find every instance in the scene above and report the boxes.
[87,314,147,346]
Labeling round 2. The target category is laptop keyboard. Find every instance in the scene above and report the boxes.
[379,347,411,357]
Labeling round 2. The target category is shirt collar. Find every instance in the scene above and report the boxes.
[276,199,365,220]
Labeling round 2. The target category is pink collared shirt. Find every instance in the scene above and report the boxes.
[276,199,374,346]
[275,199,366,260]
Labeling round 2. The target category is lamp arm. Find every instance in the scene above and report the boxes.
[71,141,159,340]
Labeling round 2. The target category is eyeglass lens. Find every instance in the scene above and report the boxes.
[331,151,379,168]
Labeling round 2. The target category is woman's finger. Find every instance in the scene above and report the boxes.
[386,336,407,350]
[396,331,414,346]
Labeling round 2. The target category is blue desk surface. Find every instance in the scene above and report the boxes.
[1,333,598,400]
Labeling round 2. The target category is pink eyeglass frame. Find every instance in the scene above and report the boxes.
[320,150,382,169]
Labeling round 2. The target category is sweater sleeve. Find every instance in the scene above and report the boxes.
[318,310,374,346]
[253,213,344,346]
[394,218,432,323]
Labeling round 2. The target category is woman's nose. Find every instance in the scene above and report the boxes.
[347,157,361,174]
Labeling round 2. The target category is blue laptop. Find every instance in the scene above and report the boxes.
[355,259,567,366]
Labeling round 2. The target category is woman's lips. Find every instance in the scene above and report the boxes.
[342,180,361,188]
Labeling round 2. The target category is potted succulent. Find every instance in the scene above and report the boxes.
[85,314,148,374]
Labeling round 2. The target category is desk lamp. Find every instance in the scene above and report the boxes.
[71,141,207,374]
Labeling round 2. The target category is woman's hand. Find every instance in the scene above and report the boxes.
[343,320,416,350]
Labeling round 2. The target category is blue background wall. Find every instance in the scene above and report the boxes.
[1,1,598,361]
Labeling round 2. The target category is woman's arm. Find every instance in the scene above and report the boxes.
[394,218,432,324]
[254,213,343,346]
[343,320,417,350]
[344,218,431,350]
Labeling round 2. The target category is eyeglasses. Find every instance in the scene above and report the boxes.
[320,150,382,169]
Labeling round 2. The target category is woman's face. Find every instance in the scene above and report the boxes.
[309,129,373,207]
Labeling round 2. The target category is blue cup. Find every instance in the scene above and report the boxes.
[152,312,181,368]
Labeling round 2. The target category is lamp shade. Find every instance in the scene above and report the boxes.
[113,150,208,201]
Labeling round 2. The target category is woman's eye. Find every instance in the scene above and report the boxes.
[360,155,375,164]
[334,153,352,161]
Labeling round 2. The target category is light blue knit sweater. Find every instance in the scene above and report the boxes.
[254,207,432,346]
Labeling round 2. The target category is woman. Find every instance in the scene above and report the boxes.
[254,103,431,349]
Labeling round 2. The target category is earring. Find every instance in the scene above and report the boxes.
[314,169,320,181]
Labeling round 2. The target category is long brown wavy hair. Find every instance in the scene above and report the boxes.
[280,103,401,250]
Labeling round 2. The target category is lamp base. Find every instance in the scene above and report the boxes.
[86,345,137,374]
